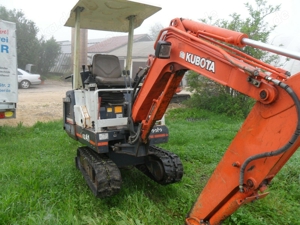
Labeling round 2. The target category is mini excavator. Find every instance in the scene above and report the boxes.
[63,1,300,224]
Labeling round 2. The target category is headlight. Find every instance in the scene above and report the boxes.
[155,41,171,59]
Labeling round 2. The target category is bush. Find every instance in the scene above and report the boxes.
[185,71,255,118]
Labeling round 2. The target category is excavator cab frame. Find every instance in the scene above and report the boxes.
[63,0,183,199]
[64,0,161,89]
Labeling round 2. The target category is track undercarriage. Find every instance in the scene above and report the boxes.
[76,145,183,197]
[76,146,122,197]
[136,145,183,185]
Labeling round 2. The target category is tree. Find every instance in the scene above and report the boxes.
[0,6,61,75]
[37,37,61,76]
[149,22,164,40]
[218,0,281,64]
[0,6,40,69]
[186,0,281,118]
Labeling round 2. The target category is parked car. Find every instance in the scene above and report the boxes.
[17,68,41,89]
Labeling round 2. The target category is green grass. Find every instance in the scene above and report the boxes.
[0,108,300,224]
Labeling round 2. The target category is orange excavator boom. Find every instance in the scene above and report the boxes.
[131,18,300,224]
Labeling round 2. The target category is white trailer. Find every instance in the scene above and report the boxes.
[0,20,18,119]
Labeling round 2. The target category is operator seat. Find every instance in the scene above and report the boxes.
[92,54,130,87]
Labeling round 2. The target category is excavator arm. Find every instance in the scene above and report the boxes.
[131,18,300,224]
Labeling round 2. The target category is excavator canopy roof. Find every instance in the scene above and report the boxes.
[64,0,161,32]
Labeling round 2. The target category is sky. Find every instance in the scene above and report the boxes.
[0,0,299,42]
[1,0,299,73]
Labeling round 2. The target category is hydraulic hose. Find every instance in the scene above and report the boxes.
[128,123,142,145]
[239,78,300,192]
[126,68,148,145]
[131,67,148,106]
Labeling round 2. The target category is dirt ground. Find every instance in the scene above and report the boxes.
[0,80,71,127]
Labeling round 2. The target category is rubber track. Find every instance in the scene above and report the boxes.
[76,147,122,198]
[136,145,184,185]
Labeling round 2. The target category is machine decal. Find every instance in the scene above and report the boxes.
[151,127,163,133]
[183,51,215,73]
[66,117,74,124]
[76,132,82,138]
[99,133,108,140]
[82,133,90,142]
[90,139,108,146]
[149,133,168,139]
[97,141,108,146]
